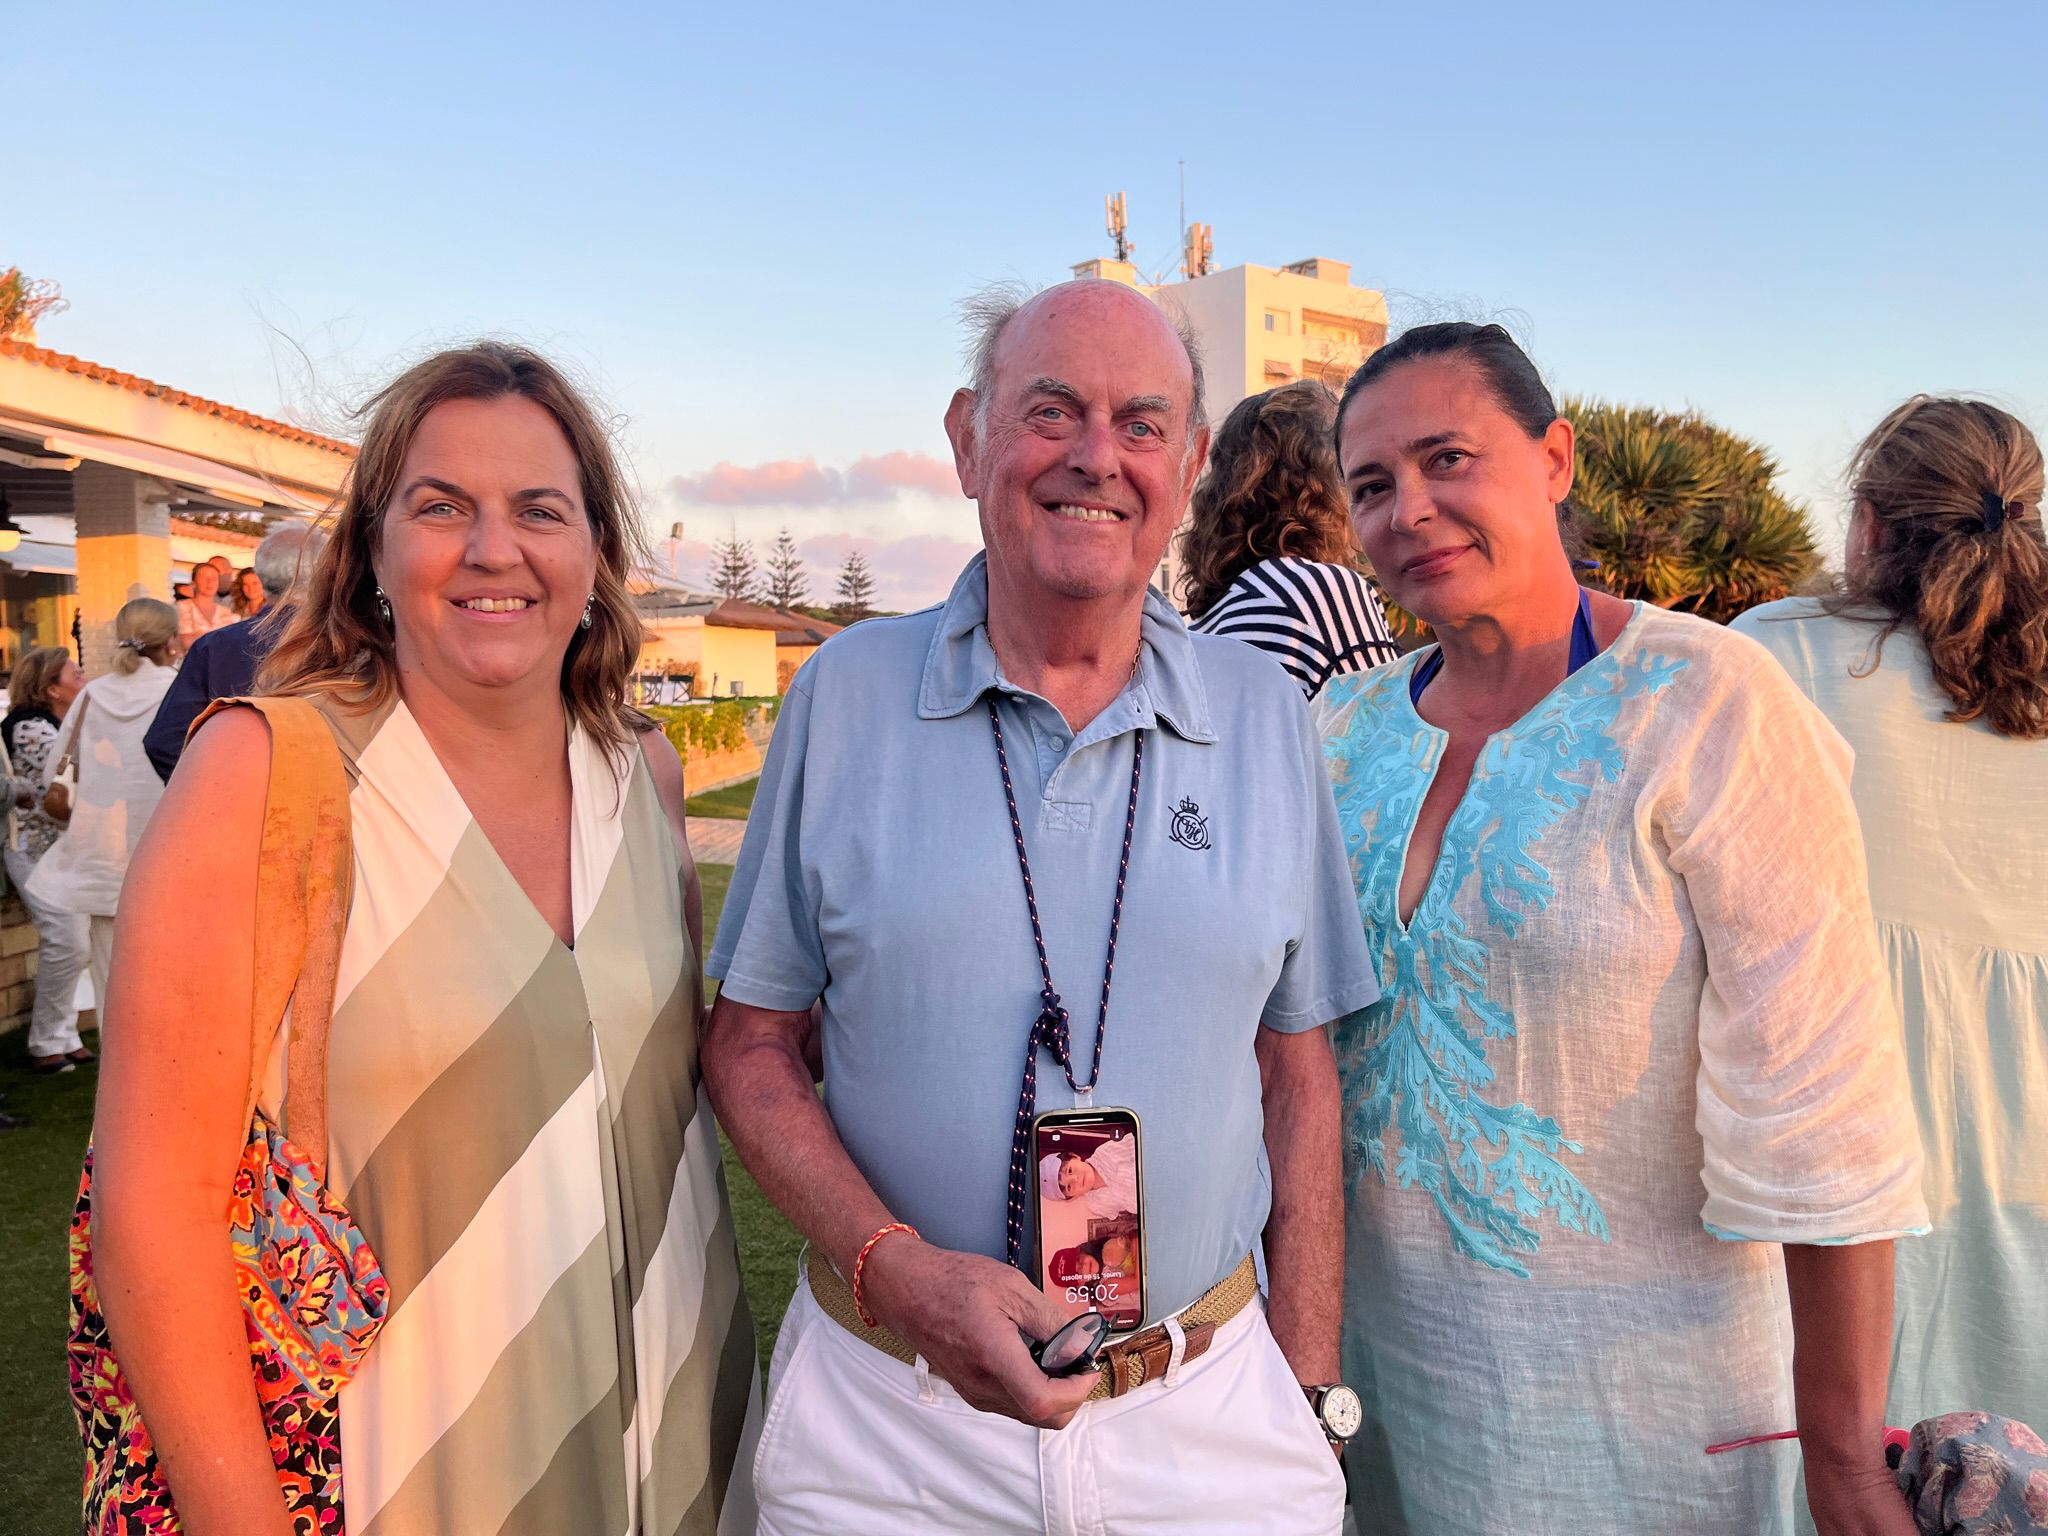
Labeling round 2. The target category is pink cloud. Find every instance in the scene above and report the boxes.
[843,451,962,500]
[665,451,962,508]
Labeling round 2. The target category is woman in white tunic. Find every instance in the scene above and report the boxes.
[1733,397,2048,1438]
[1318,323,1928,1536]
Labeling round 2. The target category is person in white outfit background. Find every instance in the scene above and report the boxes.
[28,598,181,1013]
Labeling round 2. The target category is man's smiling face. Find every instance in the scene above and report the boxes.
[950,281,1205,613]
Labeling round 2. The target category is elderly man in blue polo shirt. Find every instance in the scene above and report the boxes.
[704,278,1378,1535]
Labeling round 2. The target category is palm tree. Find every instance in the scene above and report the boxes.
[1564,399,1819,623]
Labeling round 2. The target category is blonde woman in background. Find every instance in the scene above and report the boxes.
[2,646,91,1070]
[28,598,181,1010]
[1733,397,2048,1436]
[175,561,237,643]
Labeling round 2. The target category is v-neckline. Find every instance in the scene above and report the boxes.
[1386,602,1643,933]
[393,698,589,954]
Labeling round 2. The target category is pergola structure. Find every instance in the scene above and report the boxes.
[0,340,354,672]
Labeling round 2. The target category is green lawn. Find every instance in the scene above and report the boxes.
[0,1022,101,1532]
[0,860,802,1528]
[684,776,758,822]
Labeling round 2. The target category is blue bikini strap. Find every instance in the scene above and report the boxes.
[1410,586,1599,706]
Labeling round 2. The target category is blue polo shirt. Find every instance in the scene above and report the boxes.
[708,554,1379,1318]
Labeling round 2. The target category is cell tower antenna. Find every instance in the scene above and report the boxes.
[1105,192,1132,262]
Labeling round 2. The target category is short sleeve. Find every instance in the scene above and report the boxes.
[704,678,828,1011]
[1660,646,1927,1245]
[1261,695,1381,1031]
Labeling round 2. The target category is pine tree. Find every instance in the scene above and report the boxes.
[764,527,810,609]
[833,549,877,622]
[709,526,761,603]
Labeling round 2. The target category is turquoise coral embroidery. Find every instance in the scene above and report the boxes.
[1322,648,1687,1277]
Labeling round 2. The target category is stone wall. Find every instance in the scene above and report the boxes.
[0,893,41,1033]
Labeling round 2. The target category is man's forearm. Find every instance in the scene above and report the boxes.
[702,994,896,1278]
[1257,1025,1344,1383]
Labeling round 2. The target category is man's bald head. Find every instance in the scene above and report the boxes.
[961,279,1206,451]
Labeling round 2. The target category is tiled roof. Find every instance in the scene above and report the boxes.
[706,598,846,638]
[0,339,356,456]
[775,622,842,646]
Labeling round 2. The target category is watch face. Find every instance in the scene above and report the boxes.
[1322,1385,1365,1440]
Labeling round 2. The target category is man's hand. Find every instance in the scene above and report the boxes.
[1804,1455,1912,1536]
[861,1238,1098,1428]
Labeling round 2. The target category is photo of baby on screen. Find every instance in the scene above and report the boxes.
[1036,1122,1142,1329]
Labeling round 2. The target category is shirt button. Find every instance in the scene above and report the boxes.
[1049,736,1067,752]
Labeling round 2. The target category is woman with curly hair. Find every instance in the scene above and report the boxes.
[1181,380,1398,696]
[1734,396,2048,1437]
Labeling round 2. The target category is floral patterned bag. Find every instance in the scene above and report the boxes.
[66,695,387,1533]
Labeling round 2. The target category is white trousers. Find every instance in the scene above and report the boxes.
[4,848,87,1059]
[88,914,116,1035]
[753,1272,1344,1535]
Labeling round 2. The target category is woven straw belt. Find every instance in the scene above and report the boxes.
[807,1252,1259,1402]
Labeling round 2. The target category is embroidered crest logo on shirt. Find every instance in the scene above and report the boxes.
[1169,796,1211,851]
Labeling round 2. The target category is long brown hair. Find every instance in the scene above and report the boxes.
[9,647,71,713]
[258,342,652,756]
[1177,381,1354,619]
[1828,396,2047,739]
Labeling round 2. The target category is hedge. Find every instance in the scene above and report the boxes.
[645,700,775,762]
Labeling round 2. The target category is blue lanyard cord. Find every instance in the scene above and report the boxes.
[988,699,1144,1272]
[1409,586,1600,706]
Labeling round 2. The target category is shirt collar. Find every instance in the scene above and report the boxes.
[917,552,1217,744]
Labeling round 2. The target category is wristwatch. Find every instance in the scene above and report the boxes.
[1304,1383,1363,1447]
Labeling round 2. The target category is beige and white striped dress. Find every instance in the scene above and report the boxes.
[260,694,760,1535]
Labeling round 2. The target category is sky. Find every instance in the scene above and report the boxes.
[13,1,2046,610]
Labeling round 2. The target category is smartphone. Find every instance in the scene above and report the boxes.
[1031,1107,1145,1333]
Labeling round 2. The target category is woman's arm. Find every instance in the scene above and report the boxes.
[1786,1242,1914,1536]
[92,708,295,1536]
[638,727,702,972]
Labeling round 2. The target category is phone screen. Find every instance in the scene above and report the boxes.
[1033,1109,1144,1333]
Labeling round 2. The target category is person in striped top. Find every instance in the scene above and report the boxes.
[1181,381,1400,695]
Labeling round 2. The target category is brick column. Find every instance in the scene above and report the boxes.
[71,461,171,675]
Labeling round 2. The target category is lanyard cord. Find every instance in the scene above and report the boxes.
[990,698,1144,1270]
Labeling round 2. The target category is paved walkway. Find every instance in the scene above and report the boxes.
[688,815,748,866]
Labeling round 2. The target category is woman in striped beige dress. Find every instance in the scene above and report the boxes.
[92,342,760,1535]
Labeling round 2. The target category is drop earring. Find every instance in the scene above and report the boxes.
[375,585,392,624]
[580,595,595,630]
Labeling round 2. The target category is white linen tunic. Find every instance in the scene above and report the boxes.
[1316,603,1928,1536]
[1734,598,2048,1434]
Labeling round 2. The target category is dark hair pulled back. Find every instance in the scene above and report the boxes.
[1335,322,1559,444]
[1830,396,2047,739]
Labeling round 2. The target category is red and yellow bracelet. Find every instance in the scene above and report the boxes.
[851,1221,919,1328]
